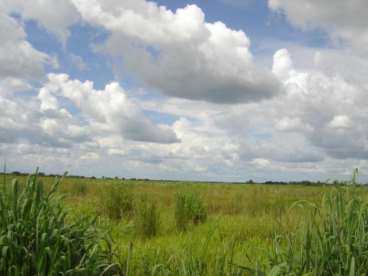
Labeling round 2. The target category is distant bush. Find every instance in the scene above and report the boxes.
[175,191,207,231]
[99,183,134,220]
[135,196,160,238]
[0,172,119,275]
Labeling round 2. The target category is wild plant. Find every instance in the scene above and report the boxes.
[0,171,120,275]
[175,191,207,231]
[74,181,88,196]
[99,183,134,220]
[267,172,368,275]
[135,195,160,238]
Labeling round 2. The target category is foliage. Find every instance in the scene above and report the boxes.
[268,186,368,275]
[4,171,368,275]
[99,183,134,220]
[74,181,88,196]
[175,191,207,232]
[0,172,119,275]
[134,195,160,238]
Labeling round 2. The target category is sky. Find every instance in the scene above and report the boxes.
[1,0,368,182]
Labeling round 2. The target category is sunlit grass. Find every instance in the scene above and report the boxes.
[1,171,368,275]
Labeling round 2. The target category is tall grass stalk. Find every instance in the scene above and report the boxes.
[175,191,207,231]
[0,172,119,275]
[99,183,134,220]
[135,195,160,238]
[268,186,368,275]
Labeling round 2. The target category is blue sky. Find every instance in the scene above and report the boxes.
[1,0,368,182]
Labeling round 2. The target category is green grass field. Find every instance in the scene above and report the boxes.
[1,172,368,275]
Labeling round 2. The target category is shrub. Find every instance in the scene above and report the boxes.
[135,196,160,238]
[175,191,207,231]
[99,183,134,220]
[267,186,368,275]
[0,172,119,275]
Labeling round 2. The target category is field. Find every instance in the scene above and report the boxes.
[1,172,368,275]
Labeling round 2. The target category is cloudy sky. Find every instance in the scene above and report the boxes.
[1,0,368,182]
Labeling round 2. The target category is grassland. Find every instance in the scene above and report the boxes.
[1,172,368,275]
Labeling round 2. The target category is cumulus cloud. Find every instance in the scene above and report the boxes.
[2,0,80,43]
[39,74,179,144]
[272,48,294,80]
[71,0,282,103]
[268,0,368,51]
[0,72,179,172]
[2,0,283,103]
[271,48,368,160]
[0,10,50,91]
[3,0,368,181]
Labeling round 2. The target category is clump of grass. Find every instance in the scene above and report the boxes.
[175,191,207,231]
[99,183,134,220]
[0,172,119,275]
[135,195,160,238]
[74,181,88,196]
[267,185,368,275]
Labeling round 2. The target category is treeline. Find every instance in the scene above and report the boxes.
[1,171,366,186]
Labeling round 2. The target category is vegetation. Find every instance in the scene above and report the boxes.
[135,195,160,238]
[175,191,207,231]
[98,183,134,220]
[0,172,119,275]
[1,171,368,275]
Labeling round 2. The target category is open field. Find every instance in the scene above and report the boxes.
[1,172,368,275]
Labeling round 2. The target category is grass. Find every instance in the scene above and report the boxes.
[268,186,368,275]
[0,172,119,275]
[175,191,207,231]
[1,172,368,275]
[135,195,160,238]
[98,183,134,220]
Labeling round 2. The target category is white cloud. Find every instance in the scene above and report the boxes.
[275,117,305,132]
[2,0,80,43]
[328,115,351,129]
[0,11,50,89]
[272,48,294,80]
[3,0,368,181]
[271,48,368,160]
[251,158,271,168]
[40,74,179,144]
[268,0,368,52]
[72,0,282,103]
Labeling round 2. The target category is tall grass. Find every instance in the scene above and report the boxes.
[135,195,160,238]
[175,191,207,231]
[0,172,119,275]
[5,170,368,275]
[267,185,368,275]
[73,181,88,196]
[99,183,134,220]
